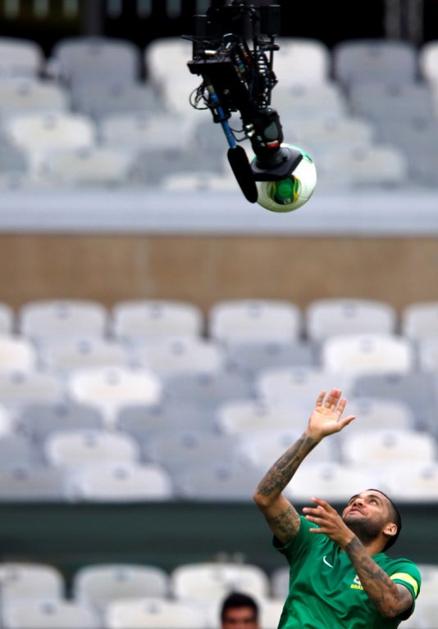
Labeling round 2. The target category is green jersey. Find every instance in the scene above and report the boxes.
[274,516,421,629]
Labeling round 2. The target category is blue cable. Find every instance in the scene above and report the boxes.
[208,88,237,149]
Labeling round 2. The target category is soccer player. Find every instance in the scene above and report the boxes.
[253,388,421,628]
[220,591,260,628]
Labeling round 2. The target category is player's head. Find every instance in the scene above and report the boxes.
[220,591,260,629]
[342,488,402,551]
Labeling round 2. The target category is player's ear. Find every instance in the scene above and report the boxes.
[383,521,397,539]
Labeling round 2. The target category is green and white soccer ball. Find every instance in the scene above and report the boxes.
[255,144,317,213]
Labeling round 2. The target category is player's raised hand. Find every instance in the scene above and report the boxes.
[306,389,356,442]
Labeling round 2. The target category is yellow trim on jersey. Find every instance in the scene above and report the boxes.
[390,572,419,597]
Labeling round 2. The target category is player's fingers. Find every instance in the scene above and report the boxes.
[338,415,356,430]
[312,497,334,512]
[337,398,347,416]
[324,389,342,408]
[315,391,326,407]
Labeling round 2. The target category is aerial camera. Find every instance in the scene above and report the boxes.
[186,0,317,212]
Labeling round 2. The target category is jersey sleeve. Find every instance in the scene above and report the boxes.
[389,560,422,602]
[272,515,321,564]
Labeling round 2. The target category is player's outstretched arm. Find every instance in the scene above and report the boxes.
[252,389,355,544]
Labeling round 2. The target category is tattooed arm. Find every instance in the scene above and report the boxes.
[345,537,413,618]
[253,389,355,544]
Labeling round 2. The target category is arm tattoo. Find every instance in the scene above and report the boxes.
[345,537,414,618]
[266,503,300,539]
[256,433,318,498]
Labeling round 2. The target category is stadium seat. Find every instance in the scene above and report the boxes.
[171,561,270,602]
[39,337,128,373]
[163,370,254,410]
[217,399,309,435]
[1,598,100,628]
[0,140,29,178]
[0,334,36,373]
[116,402,217,441]
[145,37,193,89]
[146,429,243,476]
[352,372,436,430]
[71,462,174,501]
[4,113,95,171]
[111,300,203,342]
[73,563,169,612]
[238,428,335,470]
[256,366,353,407]
[348,82,434,122]
[271,567,289,600]
[19,299,107,342]
[273,38,331,87]
[402,301,438,340]
[39,147,136,187]
[50,36,141,86]
[321,334,413,376]
[68,366,162,426]
[0,465,69,500]
[382,462,438,501]
[341,397,415,435]
[16,401,104,443]
[419,40,438,85]
[318,144,408,187]
[0,371,62,407]
[130,336,225,378]
[0,37,43,78]
[72,83,161,119]
[0,562,64,602]
[286,462,379,502]
[0,434,42,469]
[0,303,15,336]
[0,79,68,117]
[225,341,316,377]
[417,338,438,372]
[209,299,302,345]
[306,298,396,341]
[101,113,194,151]
[105,597,207,628]
[272,83,347,120]
[333,39,418,88]
[176,460,261,500]
[340,429,436,466]
[44,428,140,468]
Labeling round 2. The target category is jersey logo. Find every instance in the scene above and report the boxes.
[323,555,334,568]
[350,575,364,590]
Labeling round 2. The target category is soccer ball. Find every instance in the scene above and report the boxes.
[255,144,317,213]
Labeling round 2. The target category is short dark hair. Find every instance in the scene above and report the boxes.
[221,591,259,622]
[367,488,402,551]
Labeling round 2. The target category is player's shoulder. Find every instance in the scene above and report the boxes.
[381,553,422,582]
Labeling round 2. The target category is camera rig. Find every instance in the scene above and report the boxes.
[186,0,303,203]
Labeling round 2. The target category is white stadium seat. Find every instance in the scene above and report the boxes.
[106,597,207,628]
[2,598,100,629]
[171,562,269,602]
[39,337,128,373]
[0,37,43,78]
[341,429,436,467]
[209,299,302,345]
[0,562,64,602]
[273,38,331,87]
[0,79,68,117]
[402,301,438,340]
[73,564,169,612]
[0,335,36,373]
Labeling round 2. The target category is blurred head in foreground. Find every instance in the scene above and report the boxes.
[221,591,260,628]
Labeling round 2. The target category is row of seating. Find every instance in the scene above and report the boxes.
[0,560,436,628]
[1,35,438,88]
[2,298,438,342]
[1,37,438,190]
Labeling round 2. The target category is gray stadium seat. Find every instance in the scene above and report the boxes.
[225,341,317,377]
[16,402,104,444]
[352,372,436,431]
[0,79,69,116]
[0,371,62,407]
[0,465,69,501]
[0,434,42,469]
[50,37,141,87]
[176,460,261,500]
[0,140,29,176]
[349,82,434,122]
[333,39,418,88]
[72,83,161,120]
[163,370,254,410]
